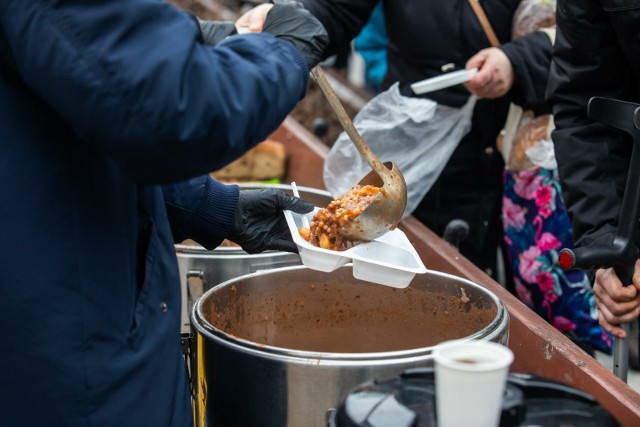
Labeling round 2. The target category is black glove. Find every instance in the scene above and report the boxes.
[227,188,314,254]
[262,1,328,70]
[197,19,237,45]
[185,11,237,45]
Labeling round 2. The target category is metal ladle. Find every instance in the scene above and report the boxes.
[310,66,407,242]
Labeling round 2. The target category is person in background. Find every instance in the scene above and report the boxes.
[547,1,640,347]
[353,1,387,93]
[0,1,327,425]
[238,0,552,285]
[323,1,613,357]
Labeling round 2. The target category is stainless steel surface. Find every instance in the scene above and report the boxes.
[191,265,509,427]
[177,183,333,332]
[310,66,407,242]
[614,323,631,382]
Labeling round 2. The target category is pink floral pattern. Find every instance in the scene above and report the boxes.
[503,167,612,353]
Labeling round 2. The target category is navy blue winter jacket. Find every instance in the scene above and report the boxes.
[0,0,308,426]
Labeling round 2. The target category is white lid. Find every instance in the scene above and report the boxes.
[410,68,478,95]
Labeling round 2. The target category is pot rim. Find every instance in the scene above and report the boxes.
[191,265,508,362]
[175,244,287,255]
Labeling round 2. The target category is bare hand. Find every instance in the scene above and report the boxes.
[235,3,273,33]
[593,260,640,339]
[463,48,514,99]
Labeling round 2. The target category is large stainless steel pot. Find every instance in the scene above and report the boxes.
[190,265,509,427]
[177,183,333,331]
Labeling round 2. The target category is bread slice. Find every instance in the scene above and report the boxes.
[211,139,286,181]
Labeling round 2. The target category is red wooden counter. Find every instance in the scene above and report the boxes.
[271,116,640,427]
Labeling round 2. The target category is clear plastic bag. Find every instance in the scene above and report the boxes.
[323,83,477,217]
[500,109,556,171]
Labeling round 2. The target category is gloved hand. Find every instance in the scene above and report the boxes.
[197,19,237,45]
[262,1,328,70]
[227,188,314,254]
[185,11,237,45]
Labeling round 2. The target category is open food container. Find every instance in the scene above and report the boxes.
[284,208,428,288]
[190,264,509,427]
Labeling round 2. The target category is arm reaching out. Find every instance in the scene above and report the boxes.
[463,47,514,99]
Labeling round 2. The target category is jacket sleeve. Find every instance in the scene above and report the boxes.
[500,30,553,113]
[547,0,634,247]
[298,0,377,58]
[0,0,308,184]
[162,176,239,249]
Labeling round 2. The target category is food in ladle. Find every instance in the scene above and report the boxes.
[299,185,381,251]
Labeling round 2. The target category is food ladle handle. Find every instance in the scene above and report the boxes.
[309,66,388,177]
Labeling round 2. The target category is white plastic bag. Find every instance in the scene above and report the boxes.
[323,83,477,217]
[526,139,557,170]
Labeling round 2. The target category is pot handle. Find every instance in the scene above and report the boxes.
[187,269,205,308]
[326,408,337,426]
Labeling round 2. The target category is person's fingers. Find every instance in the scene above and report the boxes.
[631,259,640,292]
[465,49,488,71]
[593,276,640,323]
[482,74,511,97]
[268,237,299,253]
[597,300,640,339]
[594,286,640,322]
[596,267,638,302]
[596,268,630,300]
[465,49,497,89]
[469,78,509,99]
[276,191,314,213]
[598,307,628,339]
[235,3,272,32]
[265,219,298,253]
[465,66,492,89]
[465,69,505,97]
[288,196,314,213]
[235,18,252,33]
[234,25,253,34]
[465,49,513,98]
[595,279,640,332]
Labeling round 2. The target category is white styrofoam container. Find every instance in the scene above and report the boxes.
[284,208,428,288]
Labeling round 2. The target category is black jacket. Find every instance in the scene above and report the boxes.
[301,0,553,271]
[548,0,640,249]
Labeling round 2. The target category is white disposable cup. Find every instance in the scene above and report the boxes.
[433,340,514,427]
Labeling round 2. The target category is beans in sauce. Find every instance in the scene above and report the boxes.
[298,185,380,251]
